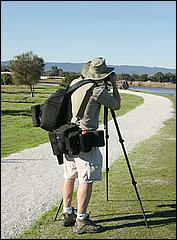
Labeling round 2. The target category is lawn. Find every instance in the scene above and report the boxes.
[1,84,143,157]
[14,95,176,239]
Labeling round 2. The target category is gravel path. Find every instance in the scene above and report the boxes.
[1,90,174,239]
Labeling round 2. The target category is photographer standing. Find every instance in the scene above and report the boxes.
[60,57,121,234]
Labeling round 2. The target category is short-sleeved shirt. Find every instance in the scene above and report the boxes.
[64,77,117,183]
[70,77,117,130]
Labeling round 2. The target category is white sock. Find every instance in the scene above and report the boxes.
[77,213,87,220]
[63,207,73,214]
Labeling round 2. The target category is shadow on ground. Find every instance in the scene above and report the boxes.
[91,202,176,232]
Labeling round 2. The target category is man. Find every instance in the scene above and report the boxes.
[60,57,121,234]
[122,79,129,90]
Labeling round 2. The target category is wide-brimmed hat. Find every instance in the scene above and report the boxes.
[82,57,114,80]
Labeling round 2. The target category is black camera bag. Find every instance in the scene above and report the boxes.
[55,123,81,155]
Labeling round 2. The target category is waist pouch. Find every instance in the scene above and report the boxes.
[55,123,81,156]
[49,124,105,158]
[79,130,105,152]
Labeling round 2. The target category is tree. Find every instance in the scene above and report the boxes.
[46,66,64,77]
[9,51,45,97]
[147,75,155,82]
[48,66,59,76]
[140,74,148,82]
[164,72,176,83]
[117,73,124,81]
[117,73,132,81]
[131,74,140,81]
[1,73,13,85]
[153,72,165,82]
[122,73,132,81]
[59,68,64,77]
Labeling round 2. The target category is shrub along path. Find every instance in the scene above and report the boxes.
[1,90,173,239]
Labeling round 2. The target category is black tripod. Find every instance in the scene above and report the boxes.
[53,85,149,228]
[104,105,149,228]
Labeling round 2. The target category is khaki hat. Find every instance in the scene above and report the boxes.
[82,57,114,80]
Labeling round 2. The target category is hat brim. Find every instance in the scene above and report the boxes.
[82,61,114,80]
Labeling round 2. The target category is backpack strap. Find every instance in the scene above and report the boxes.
[66,78,98,124]
[75,83,97,121]
[66,79,98,95]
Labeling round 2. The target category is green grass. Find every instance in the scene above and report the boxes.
[15,95,176,239]
[1,84,61,157]
[1,84,143,158]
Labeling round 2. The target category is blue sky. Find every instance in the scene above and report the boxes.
[1,1,176,68]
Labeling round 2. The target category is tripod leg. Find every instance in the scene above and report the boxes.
[110,109,149,228]
[104,106,109,201]
[53,198,63,222]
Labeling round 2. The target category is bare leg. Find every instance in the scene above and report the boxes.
[77,182,93,214]
[62,179,75,207]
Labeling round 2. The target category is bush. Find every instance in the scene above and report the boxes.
[62,72,81,87]
[1,74,13,85]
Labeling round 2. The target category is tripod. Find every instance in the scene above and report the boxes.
[104,106,149,228]
[53,86,149,228]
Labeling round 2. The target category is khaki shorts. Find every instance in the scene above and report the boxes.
[64,147,103,184]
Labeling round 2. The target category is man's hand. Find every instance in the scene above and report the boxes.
[109,72,117,86]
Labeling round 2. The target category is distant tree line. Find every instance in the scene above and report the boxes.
[1,51,176,97]
[2,64,176,85]
[42,66,64,77]
[117,72,176,83]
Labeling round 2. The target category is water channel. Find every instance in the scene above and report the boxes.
[128,86,176,96]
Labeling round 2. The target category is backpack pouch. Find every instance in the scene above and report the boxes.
[40,89,67,131]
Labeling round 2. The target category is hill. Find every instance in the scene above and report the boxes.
[1,61,176,75]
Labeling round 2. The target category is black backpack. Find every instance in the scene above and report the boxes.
[31,79,97,131]
[31,79,98,164]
